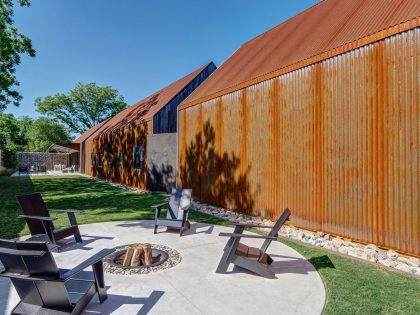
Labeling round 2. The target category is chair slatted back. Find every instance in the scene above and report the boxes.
[167,188,192,220]
[16,194,52,236]
[260,208,291,255]
[28,193,50,217]
[0,239,72,310]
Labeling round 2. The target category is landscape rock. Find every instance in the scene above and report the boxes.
[407,257,420,267]
[395,263,410,273]
[387,250,400,261]
[332,238,343,248]
[87,175,420,277]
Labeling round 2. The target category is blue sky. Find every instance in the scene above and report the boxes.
[6,0,318,118]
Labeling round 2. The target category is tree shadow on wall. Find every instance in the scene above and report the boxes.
[93,121,148,189]
[179,120,257,213]
[146,163,175,193]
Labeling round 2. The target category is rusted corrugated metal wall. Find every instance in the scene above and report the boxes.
[178,28,419,255]
[83,122,150,189]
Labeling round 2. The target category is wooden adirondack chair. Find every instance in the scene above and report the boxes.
[216,208,291,279]
[153,188,192,236]
[0,239,114,315]
[16,193,83,246]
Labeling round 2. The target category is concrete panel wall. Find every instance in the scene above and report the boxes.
[146,133,177,192]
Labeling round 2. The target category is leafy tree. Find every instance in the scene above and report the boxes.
[0,113,23,167]
[26,117,71,152]
[35,82,127,134]
[0,0,36,112]
[17,115,33,140]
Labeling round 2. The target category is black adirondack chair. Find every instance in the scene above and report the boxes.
[0,239,114,315]
[216,208,291,279]
[18,166,29,176]
[16,193,83,246]
[153,188,192,236]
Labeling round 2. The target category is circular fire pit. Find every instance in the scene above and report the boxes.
[104,243,182,275]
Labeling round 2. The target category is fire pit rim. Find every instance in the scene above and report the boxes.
[103,243,182,276]
[105,247,169,269]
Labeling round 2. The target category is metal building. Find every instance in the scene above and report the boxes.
[178,0,420,256]
[75,63,216,191]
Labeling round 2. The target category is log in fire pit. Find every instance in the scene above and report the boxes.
[104,243,181,275]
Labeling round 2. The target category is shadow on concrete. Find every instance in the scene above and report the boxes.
[226,253,325,277]
[116,221,155,230]
[85,290,164,315]
[56,234,115,252]
[0,276,11,315]
[179,223,214,236]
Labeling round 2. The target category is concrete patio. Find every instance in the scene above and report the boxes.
[1,221,326,315]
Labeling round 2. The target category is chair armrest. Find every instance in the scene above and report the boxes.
[231,223,274,229]
[151,202,169,208]
[49,209,82,213]
[61,248,115,280]
[19,215,56,222]
[218,232,277,240]
[0,247,46,257]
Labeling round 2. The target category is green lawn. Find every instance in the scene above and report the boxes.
[280,238,420,315]
[0,175,226,239]
[0,175,419,314]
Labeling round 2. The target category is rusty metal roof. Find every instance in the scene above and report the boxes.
[75,63,213,142]
[184,0,420,105]
[74,117,111,143]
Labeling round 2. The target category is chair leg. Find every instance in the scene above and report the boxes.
[216,237,240,274]
[92,260,107,303]
[74,232,83,243]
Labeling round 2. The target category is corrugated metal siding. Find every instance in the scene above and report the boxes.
[84,124,148,189]
[184,0,420,105]
[178,28,420,256]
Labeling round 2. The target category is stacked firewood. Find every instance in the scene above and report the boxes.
[122,243,153,267]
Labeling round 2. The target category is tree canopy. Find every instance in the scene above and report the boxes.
[0,0,35,112]
[0,113,25,167]
[35,82,127,135]
[25,117,71,152]
[0,114,71,168]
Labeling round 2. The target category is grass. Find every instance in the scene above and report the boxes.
[0,175,226,239]
[0,175,419,314]
[280,238,420,315]
[0,168,16,176]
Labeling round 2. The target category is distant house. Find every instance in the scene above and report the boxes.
[74,63,216,191]
[177,0,420,256]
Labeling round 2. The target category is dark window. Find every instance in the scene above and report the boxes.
[108,152,113,165]
[90,152,94,168]
[119,152,123,165]
[133,145,143,170]
[98,151,103,168]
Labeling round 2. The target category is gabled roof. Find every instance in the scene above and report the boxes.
[74,118,111,143]
[182,0,420,107]
[75,63,214,142]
